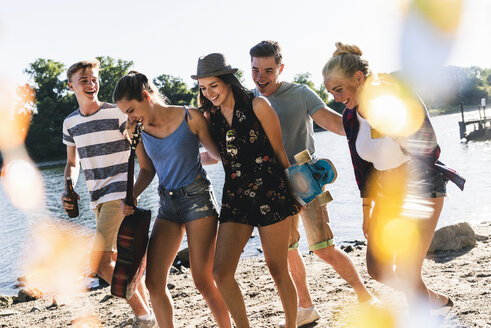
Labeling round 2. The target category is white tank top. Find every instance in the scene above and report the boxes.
[355,111,410,171]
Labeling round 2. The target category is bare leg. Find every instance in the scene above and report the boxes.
[213,222,253,328]
[136,280,149,309]
[302,201,371,303]
[186,216,232,328]
[90,200,151,317]
[313,246,371,302]
[286,215,314,308]
[259,217,298,328]
[287,249,313,308]
[90,251,149,316]
[367,196,450,308]
[397,197,449,307]
[145,219,185,328]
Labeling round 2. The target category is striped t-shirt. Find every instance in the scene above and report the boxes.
[62,103,130,209]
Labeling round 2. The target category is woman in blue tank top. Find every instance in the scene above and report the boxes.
[113,72,231,328]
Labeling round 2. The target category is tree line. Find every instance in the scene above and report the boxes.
[16,57,491,163]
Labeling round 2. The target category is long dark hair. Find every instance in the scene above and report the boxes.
[198,73,253,112]
[113,71,168,103]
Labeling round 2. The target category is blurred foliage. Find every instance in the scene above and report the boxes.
[154,74,195,106]
[24,59,75,162]
[293,72,345,114]
[97,56,134,103]
[392,66,490,109]
[235,69,245,84]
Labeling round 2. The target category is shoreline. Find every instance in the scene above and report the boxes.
[1,222,489,327]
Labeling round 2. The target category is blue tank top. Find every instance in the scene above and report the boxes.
[141,106,206,190]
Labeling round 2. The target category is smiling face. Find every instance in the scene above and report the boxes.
[68,67,99,102]
[198,76,233,108]
[116,92,151,125]
[251,56,283,97]
[324,70,364,110]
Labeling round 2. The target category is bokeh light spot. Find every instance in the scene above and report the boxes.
[360,74,425,138]
[413,0,463,33]
[22,219,92,299]
[1,158,45,211]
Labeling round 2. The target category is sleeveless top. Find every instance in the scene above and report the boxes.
[355,111,410,170]
[209,99,300,227]
[141,106,206,190]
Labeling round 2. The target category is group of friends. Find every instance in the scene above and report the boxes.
[61,40,465,328]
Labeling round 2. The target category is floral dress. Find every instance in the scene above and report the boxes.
[209,99,300,226]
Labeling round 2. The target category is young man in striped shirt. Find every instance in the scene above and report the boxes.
[61,59,156,328]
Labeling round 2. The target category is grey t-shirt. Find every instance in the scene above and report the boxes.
[253,82,325,164]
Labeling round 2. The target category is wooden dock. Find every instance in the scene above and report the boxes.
[459,101,491,141]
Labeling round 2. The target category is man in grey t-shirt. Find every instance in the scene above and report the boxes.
[250,41,375,327]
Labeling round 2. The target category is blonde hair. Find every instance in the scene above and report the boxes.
[322,42,370,79]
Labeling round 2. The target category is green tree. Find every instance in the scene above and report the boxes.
[293,72,344,114]
[96,56,134,103]
[235,69,245,84]
[24,59,68,105]
[293,72,316,91]
[437,66,489,108]
[24,59,76,161]
[153,74,195,106]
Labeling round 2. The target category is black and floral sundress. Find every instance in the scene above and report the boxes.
[209,99,300,227]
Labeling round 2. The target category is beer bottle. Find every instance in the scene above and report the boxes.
[65,177,79,218]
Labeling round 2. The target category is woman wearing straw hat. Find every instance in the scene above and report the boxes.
[192,53,300,328]
[113,71,232,328]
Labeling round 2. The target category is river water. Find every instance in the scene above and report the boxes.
[0,111,489,296]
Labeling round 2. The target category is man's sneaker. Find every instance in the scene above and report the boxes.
[131,315,157,328]
[278,305,321,327]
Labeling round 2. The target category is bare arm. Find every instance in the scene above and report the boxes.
[252,97,291,169]
[188,108,221,165]
[64,145,80,184]
[362,197,374,239]
[120,142,155,215]
[62,145,80,212]
[133,142,156,200]
[311,106,345,136]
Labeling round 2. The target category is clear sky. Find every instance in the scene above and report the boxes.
[0,0,490,90]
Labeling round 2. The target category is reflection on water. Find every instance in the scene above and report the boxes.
[0,111,489,295]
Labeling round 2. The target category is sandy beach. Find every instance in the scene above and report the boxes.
[0,222,489,328]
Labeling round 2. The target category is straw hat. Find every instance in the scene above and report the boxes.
[191,53,238,80]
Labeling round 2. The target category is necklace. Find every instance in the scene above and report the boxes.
[221,109,233,119]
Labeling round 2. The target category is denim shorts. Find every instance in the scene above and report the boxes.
[409,161,447,198]
[375,161,447,199]
[157,176,219,224]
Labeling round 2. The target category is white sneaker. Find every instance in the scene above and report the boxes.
[278,305,321,327]
[131,315,157,328]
